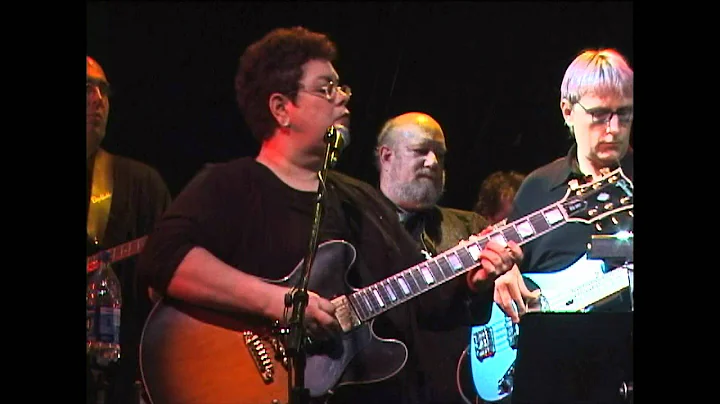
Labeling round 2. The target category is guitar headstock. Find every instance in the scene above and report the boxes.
[561,167,633,224]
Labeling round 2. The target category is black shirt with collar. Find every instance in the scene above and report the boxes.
[508,144,634,275]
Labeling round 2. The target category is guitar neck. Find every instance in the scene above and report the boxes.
[87,235,148,266]
[348,200,574,322]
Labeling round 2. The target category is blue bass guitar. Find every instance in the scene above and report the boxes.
[467,255,633,402]
[463,166,634,402]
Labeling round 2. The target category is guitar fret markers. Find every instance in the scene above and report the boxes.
[515,220,535,239]
[543,207,564,226]
[447,253,462,271]
[489,233,507,247]
[419,264,435,284]
[467,244,481,261]
[377,284,391,305]
[372,288,385,308]
[397,275,411,295]
[383,281,397,302]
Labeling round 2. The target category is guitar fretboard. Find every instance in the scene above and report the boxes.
[348,201,574,322]
[87,236,148,267]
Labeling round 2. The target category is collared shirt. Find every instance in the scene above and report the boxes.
[507,144,634,274]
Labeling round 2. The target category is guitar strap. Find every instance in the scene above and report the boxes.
[87,148,114,246]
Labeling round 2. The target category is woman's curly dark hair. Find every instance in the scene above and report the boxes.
[234,26,337,142]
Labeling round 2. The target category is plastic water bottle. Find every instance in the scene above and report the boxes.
[87,252,122,366]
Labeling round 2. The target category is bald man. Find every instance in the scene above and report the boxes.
[86,56,172,404]
[375,112,494,403]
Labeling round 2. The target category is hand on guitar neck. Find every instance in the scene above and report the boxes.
[464,227,524,293]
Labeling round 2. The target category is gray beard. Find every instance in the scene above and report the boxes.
[393,179,445,210]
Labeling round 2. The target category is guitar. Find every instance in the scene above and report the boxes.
[139,167,633,404]
[87,235,148,272]
[466,255,634,402]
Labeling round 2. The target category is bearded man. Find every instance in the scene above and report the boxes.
[375,112,492,404]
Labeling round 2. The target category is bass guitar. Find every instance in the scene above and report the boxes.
[466,255,634,402]
[139,166,633,404]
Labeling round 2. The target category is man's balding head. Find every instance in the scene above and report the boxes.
[377,112,445,152]
[376,112,447,211]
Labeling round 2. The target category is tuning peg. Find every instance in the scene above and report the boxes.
[628,211,633,217]
[595,223,602,231]
[611,216,619,225]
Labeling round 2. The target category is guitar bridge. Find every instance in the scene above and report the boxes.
[243,331,276,384]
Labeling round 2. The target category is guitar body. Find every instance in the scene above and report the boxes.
[469,255,613,402]
[140,240,408,404]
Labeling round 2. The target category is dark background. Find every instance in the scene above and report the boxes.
[86,1,633,211]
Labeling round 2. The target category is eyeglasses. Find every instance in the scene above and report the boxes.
[87,79,112,99]
[575,102,633,124]
[299,80,351,101]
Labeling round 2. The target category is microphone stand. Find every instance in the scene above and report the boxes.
[285,126,342,404]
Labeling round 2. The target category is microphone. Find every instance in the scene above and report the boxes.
[326,124,351,168]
